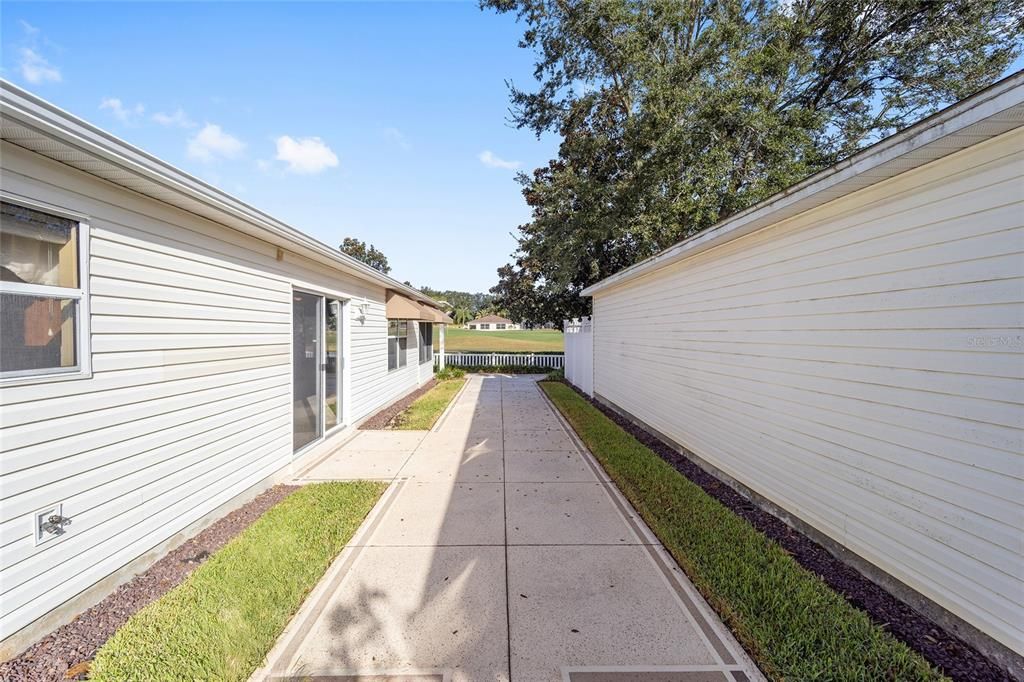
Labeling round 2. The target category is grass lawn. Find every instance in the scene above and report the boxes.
[437,326,563,353]
[90,481,386,682]
[539,381,943,681]
[392,378,466,429]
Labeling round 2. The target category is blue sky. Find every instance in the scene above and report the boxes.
[1,2,557,292]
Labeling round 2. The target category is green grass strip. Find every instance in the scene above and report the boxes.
[392,378,466,430]
[539,381,943,681]
[90,481,386,682]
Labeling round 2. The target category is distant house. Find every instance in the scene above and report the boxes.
[466,315,519,330]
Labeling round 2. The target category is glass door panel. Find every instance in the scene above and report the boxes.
[292,291,322,452]
[324,299,340,430]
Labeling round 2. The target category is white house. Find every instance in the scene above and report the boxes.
[0,80,450,656]
[577,73,1024,667]
[466,314,519,330]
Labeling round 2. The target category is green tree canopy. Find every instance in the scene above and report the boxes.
[339,237,391,274]
[485,0,1024,322]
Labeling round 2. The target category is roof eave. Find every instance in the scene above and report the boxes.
[0,79,441,308]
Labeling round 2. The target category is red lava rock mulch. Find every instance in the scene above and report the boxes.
[0,484,299,682]
[359,378,437,430]
[555,379,1014,682]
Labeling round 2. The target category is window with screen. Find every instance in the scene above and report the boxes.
[387,319,409,371]
[418,322,433,364]
[1,201,89,380]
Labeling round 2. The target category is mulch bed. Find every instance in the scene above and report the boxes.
[359,378,437,430]
[0,484,299,682]
[554,379,1012,682]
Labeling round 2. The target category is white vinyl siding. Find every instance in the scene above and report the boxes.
[590,129,1024,652]
[0,142,430,640]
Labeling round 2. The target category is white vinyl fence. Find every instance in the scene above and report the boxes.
[563,317,594,396]
[436,352,564,370]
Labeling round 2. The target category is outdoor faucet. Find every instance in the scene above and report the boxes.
[41,514,71,536]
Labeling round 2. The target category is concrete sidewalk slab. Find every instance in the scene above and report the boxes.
[504,450,599,483]
[302,448,413,480]
[507,544,718,681]
[505,429,577,452]
[261,374,762,682]
[365,482,504,546]
[280,545,508,682]
[347,430,428,451]
[506,482,640,545]
[399,448,504,483]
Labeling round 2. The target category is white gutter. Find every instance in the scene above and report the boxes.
[582,70,1024,296]
[0,79,441,308]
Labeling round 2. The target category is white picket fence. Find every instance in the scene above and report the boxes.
[563,317,594,396]
[435,352,564,370]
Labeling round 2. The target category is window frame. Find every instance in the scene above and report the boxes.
[387,319,409,372]
[479,323,490,330]
[0,194,92,386]
[418,321,433,364]
[496,323,506,330]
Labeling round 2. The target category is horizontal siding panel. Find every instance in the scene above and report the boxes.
[3,377,289,467]
[2,437,288,625]
[90,277,290,312]
[92,333,286,353]
[598,352,1020,490]
[591,129,1024,650]
[1,364,288,428]
[600,369,1020,544]
[91,345,288,372]
[90,315,288,336]
[91,297,290,323]
[92,237,289,294]
[1,353,287,407]
[91,258,289,303]
[608,335,1020,377]
[598,346,1022,453]
[2,419,288,568]
[2,397,289,512]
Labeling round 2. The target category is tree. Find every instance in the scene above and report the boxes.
[416,286,495,316]
[339,237,391,274]
[453,307,473,325]
[484,0,1023,321]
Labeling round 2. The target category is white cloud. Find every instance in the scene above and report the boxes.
[187,123,245,162]
[478,150,520,170]
[152,107,196,128]
[273,135,339,174]
[382,127,411,150]
[100,97,144,123]
[19,47,61,84]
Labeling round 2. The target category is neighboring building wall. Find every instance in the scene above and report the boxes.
[0,142,430,642]
[590,129,1023,652]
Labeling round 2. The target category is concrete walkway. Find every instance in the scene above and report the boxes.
[258,375,763,682]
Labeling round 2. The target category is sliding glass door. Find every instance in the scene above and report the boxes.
[292,291,323,452]
[293,292,345,454]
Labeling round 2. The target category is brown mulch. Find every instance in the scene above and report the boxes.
[0,484,299,682]
[359,378,437,430]
[553,379,1014,682]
